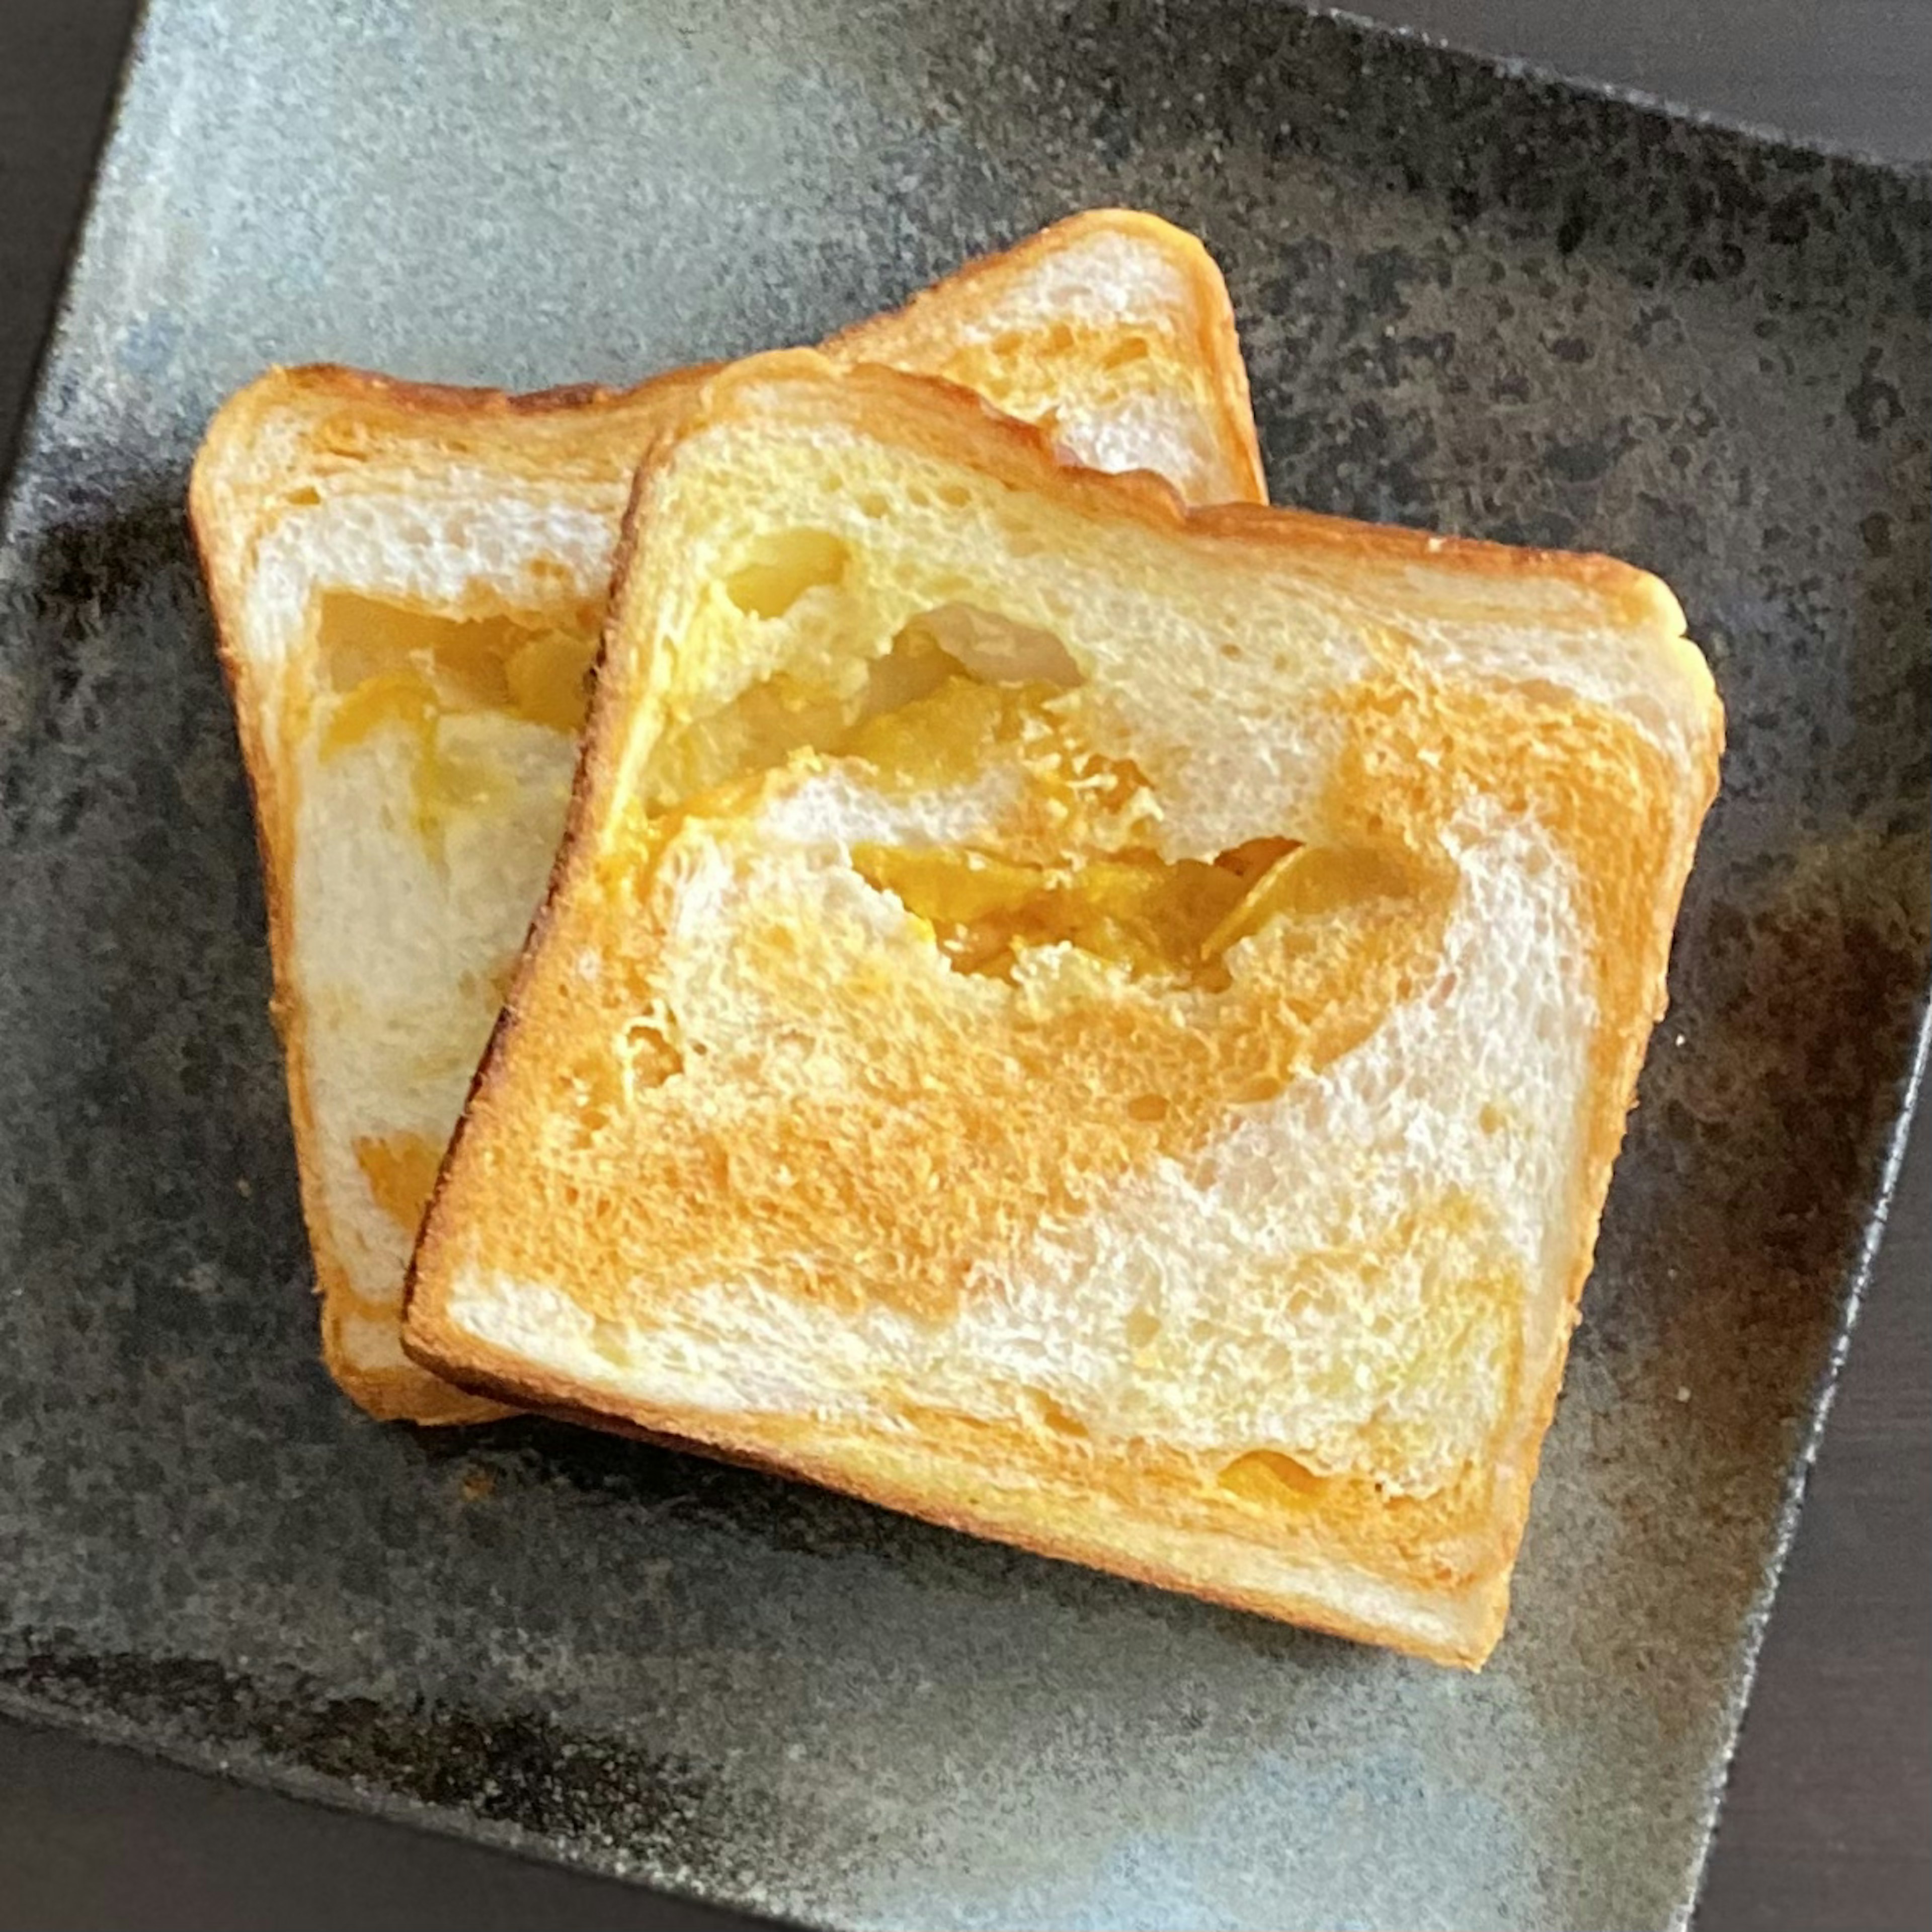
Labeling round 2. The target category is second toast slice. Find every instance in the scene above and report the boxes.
[190,212,1262,1421]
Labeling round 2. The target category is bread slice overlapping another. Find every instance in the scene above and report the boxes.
[190,211,1264,1424]
[401,353,1723,1665]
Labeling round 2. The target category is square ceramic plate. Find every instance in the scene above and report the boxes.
[2,3,1926,1927]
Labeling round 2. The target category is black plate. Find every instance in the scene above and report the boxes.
[1,2,1925,1926]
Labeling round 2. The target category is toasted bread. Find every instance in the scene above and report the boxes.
[190,212,1264,1422]
[402,353,1722,1664]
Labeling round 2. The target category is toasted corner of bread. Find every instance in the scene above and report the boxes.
[403,353,1721,1661]
[322,1287,513,1427]
[828,208,1264,508]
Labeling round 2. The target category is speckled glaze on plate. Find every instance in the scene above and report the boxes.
[1,3,1926,1927]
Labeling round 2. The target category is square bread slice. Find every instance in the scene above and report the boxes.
[190,211,1263,1423]
[404,354,1723,1665]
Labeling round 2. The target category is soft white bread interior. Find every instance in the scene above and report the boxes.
[189,211,1265,1423]
[403,353,1723,1664]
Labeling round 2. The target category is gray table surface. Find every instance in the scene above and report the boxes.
[1,4,1926,1928]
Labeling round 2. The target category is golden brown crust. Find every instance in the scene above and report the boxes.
[404,352,1720,1659]
[689,349,1689,631]
[823,208,1267,506]
[191,377,571,1425]
[191,214,1268,1426]
[407,1323,1502,1666]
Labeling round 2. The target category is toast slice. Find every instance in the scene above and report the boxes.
[403,354,1722,1665]
[192,215,1267,1422]
[191,211,1264,1424]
